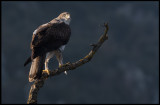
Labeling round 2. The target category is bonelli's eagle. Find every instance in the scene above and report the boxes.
[24,12,71,82]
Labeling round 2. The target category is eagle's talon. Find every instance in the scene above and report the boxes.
[59,64,63,68]
[43,69,50,75]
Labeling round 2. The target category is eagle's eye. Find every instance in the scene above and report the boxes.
[63,14,66,17]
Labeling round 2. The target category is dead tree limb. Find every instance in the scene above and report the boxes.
[27,23,109,104]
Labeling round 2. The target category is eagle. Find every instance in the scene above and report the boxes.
[24,12,71,82]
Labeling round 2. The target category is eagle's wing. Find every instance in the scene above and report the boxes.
[30,22,53,59]
[28,23,51,82]
[31,23,51,48]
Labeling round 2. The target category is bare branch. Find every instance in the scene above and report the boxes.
[27,23,109,104]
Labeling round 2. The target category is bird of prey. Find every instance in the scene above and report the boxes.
[24,12,71,82]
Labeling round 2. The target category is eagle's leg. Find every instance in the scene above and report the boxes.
[43,51,54,75]
[54,50,67,75]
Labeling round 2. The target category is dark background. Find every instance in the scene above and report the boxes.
[1,1,159,104]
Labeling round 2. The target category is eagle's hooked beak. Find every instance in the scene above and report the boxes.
[66,14,70,19]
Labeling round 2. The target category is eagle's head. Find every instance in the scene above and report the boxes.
[57,12,71,25]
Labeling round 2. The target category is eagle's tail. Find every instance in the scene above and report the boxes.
[29,54,45,82]
[24,56,32,66]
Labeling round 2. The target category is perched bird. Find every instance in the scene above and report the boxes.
[24,12,71,82]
